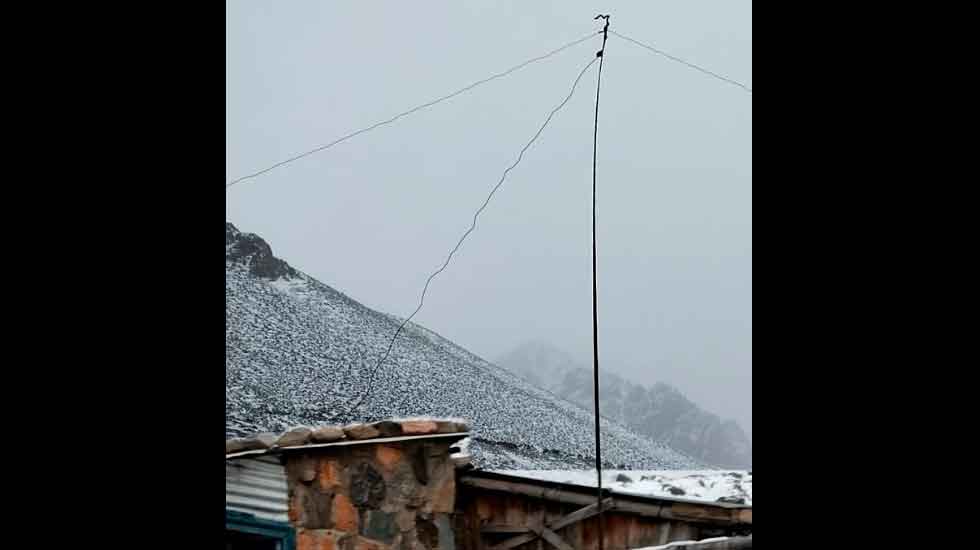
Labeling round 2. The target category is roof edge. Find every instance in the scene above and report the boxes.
[226,431,470,460]
[460,470,751,525]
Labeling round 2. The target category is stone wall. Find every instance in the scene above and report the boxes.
[276,422,465,550]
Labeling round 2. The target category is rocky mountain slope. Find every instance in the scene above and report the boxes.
[497,341,751,469]
[226,222,702,470]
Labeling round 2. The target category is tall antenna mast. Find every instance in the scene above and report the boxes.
[591,13,610,550]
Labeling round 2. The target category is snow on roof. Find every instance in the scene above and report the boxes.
[491,469,752,506]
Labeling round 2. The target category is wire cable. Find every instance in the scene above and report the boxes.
[338,55,600,418]
[610,30,752,94]
[227,31,601,189]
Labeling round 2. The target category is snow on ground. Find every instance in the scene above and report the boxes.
[268,276,313,297]
[494,470,752,505]
[226,248,703,471]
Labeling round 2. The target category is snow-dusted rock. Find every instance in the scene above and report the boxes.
[311,426,346,443]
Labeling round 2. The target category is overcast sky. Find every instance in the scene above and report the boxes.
[227,1,752,437]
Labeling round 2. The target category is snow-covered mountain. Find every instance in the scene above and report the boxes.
[497,341,752,469]
[225,222,701,470]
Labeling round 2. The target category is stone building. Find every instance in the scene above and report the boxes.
[225,419,751,550]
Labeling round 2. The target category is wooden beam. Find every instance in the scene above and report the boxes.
[736,509,752,525]
[461,475,749,526]
[486,498,613,550]
[610,499,664,518]
[657,522,672,545]
[481,526,532,534]
[538,528,575,550]
[461,477,596,507]
[549,497,615,531]
[484,492,750,550]
[615,500,744,526]
[487,533,537,550]
[669,503,737,522]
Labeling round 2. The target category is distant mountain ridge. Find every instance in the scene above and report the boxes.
[225,222,702,470]
[496,341,751,469]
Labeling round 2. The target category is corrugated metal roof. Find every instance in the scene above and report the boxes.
[226,455,289,523]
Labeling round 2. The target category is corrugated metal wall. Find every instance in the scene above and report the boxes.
[226,455,289,523]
